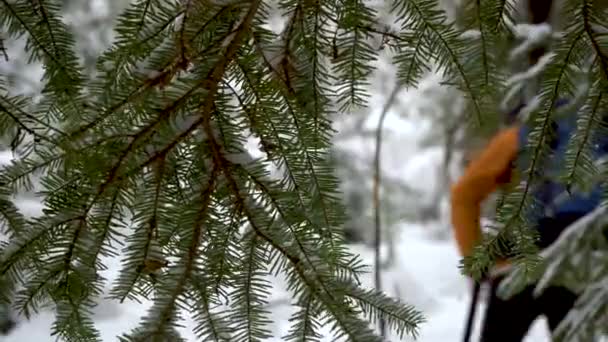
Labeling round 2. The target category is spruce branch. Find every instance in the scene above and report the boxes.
[0,0,445,339]
[128,166,218,342]
[392,0,484,124]
[0,102,60,145]
[506,35,583,222]
[0,35,7,61]
[476,0,490,87]
[206,120,382,341]
[69,3,244,139]
[582,0,608,82]
[247,34,340,248]
[0,0,81,86]
[561,85,603,190]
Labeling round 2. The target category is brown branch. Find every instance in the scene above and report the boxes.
[68,5,240,139]
[583,0,608,83]
[249,36,334,243]
[1,0,76,84]
[206,78,366,342]
[133,1,264,337]
[62,216,87,282]
[140,165,218,340]
[0,103,61,145]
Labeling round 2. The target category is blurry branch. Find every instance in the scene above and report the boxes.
[372,82,401,338]
[0,36,7,61]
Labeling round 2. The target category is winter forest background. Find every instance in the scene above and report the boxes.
[0,0,607,341]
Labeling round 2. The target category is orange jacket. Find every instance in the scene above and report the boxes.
[450,125,520,259]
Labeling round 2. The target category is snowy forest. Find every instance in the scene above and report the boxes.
[0,0,607,341]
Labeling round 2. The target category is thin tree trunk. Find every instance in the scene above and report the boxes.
[373,82,401,337]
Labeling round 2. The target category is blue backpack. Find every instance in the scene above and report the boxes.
[513,100,608,248]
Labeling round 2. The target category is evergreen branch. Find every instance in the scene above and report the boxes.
[562,89,603,189]
[202,113,302,275]
[0,133,130,193]
[395,32,427,88]
[132,116,205,174]
[324,14,402,45]
[476,0,489,87]
[34,0,59,57]
[96,7,185,88]
[506,33,583,231]
[0,214,83,278]
[582,0,608,82]
[123,1,263,333]
[489,0,512,33]
[311,3,322,145]
[234,56,336,246]
[132,166,218,341]
[223,88,340,264]
[0,0,78,84]
[279,2,303,95]
[394,0,483,123]
[240,232,270,341]
[254,43,337,243]
[137,0,153,33]
[72,5,239,138]
[0,97,67,138]
[0,0,82,96]
[283,293,321,342]
[242,163,365,283]
[15,267,62,319]
[0,102,56,145]
[0,0,435,339]
[179,0,193,60]
[62,217,87,281]
[0,35,7,61]
[115,216,160,304]
[337,281,425,340]
[202,111,372,340]
[0,195,26,236]
[228,161,366,282]
[190,274,232,341]
[218,174,362,341]
[214,148,384,340]
[91,82,215,198]
[70,61,190,139]
[207,204,242,297]
[86,189,122,270]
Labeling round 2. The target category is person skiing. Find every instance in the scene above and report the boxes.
[449,104,603,341]
[449,0,608,340]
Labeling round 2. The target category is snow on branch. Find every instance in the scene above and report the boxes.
[497,204,608,301]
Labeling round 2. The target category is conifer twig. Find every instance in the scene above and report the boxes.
[372,81,401,337]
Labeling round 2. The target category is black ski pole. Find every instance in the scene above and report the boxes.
[463,281,481,342]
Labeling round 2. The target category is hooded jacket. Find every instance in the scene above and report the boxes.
[450,126,520,262]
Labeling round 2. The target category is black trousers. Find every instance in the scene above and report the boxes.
[478,211,606,341]
[479,274,578,342]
